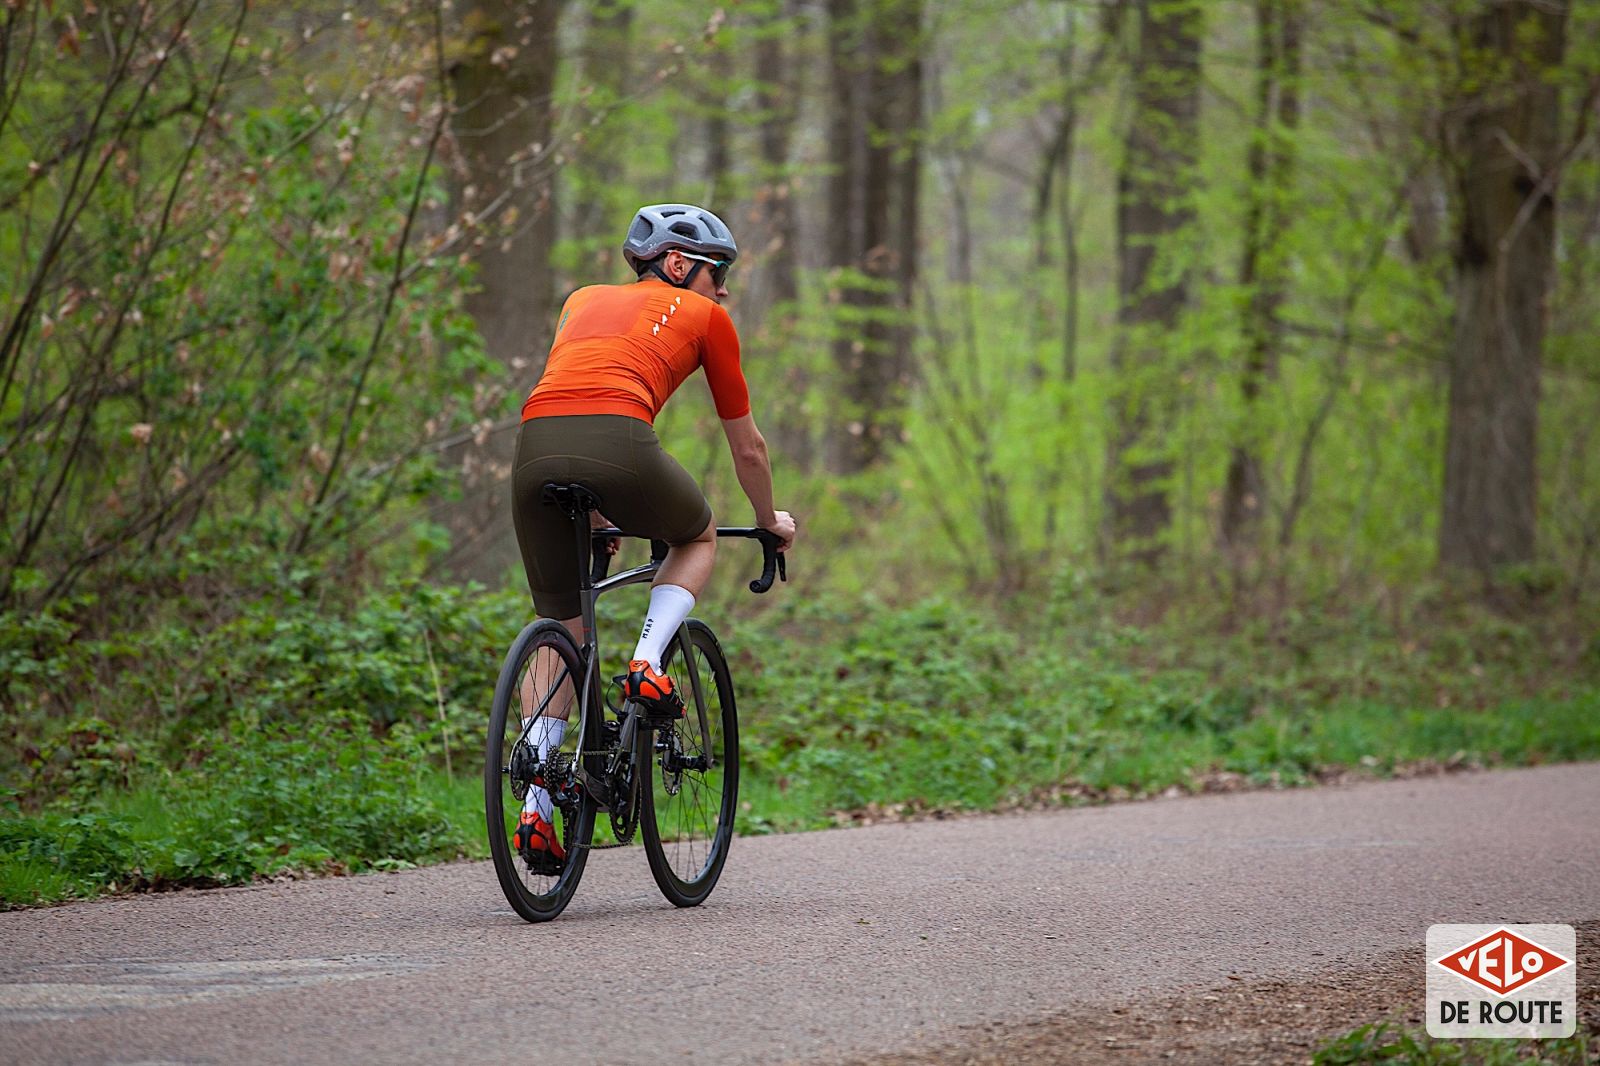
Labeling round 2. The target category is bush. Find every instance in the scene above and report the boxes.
[2,581,532,804]
[0,715,462,907]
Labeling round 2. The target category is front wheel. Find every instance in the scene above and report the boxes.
[485,619,596,923]
[641,620,740,907]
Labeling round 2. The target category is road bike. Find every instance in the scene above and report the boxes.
[485,482,786,923]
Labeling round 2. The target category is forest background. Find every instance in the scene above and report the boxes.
[2,0,1599,906]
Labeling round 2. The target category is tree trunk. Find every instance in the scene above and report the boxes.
[1221,0,1301,553]
[1439,0,1566,573]
[1061,139,1081,384]
[705,39,734,209]
[825,0,867,472]
[826,0,922,474]
[439,0,563,584]
[572,0,633,275]
[755,7,800,310]
[826,0,864,273]
[1104,0,1202,561]
[448,0,562,374]
[889,0,923,411]
[1031,13,1078,381]
[753,0,811,468]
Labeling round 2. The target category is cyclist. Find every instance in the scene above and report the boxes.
[509,203,796,870]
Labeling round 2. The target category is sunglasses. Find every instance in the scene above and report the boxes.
[679,252,732,288]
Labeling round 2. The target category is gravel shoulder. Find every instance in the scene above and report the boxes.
[851,921,1599,1065]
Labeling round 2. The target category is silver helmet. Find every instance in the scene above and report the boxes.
[622,203,739,273]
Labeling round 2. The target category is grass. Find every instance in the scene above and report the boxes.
[0,717,475,906]
[1313,1022,1594,1065]
[724,593,1600,829]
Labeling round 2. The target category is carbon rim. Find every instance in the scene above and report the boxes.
[644,622,738,900]
[486,620,595,921]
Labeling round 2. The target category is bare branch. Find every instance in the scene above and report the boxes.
[0,3,193,417]
[1496,74,1600,262]
[1277,178,1415,549]
[0,93,205,213]
[290,0,453,556]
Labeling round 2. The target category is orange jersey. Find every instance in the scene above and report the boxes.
[521,279,751,424]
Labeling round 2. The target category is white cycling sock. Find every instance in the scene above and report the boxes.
[533,716,567,759]
[632,583,695,671]
[521,717,567,819]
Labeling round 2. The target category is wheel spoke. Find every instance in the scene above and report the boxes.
[485,621,596,923]
[642,622,738,906]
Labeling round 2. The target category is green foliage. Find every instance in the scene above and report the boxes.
[0,715,462,908]
[0,607,76,715]
[627,0,1600,608]
[159,715,458,885]
[725,586,1600,830]
[0,805,142,904]
[3,570,1596,906]
[1313,1022,1592,1065]
[1,577,531,802]
[1,5,493,614]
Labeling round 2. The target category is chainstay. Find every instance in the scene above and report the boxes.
[563,704,657,853]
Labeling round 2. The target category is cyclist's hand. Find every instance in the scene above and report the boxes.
[764,510,796,553]
[590,510,620,555]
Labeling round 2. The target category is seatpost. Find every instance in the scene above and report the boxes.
[572,509,598,651]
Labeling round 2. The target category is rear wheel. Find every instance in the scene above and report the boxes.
[485,620,596,923]
[641,620,739,907]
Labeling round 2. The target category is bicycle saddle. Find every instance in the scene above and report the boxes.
[541,482,604,517]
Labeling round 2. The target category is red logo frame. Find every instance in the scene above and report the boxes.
[1432,928,1572,997]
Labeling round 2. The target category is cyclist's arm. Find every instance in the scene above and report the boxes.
[707,312,794,550]
[721,414,778,528]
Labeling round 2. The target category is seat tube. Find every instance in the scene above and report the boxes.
[574,515,598,650]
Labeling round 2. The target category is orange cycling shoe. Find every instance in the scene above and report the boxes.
[621,660,684,719]
[513,811,566,875]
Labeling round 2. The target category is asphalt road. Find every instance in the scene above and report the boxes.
[2,763,1596,1065]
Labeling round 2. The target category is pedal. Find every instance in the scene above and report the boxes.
[522,850,564,877]
[629,695,685,725]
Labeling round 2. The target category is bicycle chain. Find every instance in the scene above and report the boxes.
[536,703,655,853]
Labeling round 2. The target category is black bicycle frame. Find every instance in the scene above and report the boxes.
[558,516,785,798]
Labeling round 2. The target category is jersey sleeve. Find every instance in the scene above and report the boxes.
[701,303,751,420]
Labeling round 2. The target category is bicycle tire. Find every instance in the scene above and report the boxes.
[485,619,597,923]
[640,620,739,907]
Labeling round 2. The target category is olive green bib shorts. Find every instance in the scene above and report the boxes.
[512,415,713,619]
